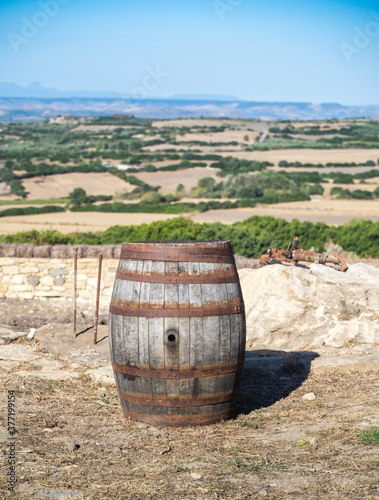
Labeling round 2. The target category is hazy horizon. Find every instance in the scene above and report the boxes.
[1,0,379,106]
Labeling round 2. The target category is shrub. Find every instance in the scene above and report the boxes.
[1,217,378,258]
[307,184,324,195]
[10,180,27,198]
[0,205,65,218]
[332,174,355,184]
[144,164,157,172]
[350,190,373,200]
[69,188,87,200]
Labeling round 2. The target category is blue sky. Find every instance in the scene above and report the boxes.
[1,0,379,104]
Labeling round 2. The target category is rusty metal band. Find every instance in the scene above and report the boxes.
[112,359,244,379]
[118,390,238,407]
[121,408,236,426]
[120,250,235,263]
[121,244,232,256]
[109,303,244,318]
[115,268,239,284]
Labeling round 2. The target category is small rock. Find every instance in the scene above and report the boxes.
[302,392,316,401]
[27,328,36,340]
[303,392,316,401]
[27,275,40,287]
[309,437,318,445]
[258,490,268,496]
[49,268,68,277]
[66,441,80,452]
[190,473,202,480]
[43,428,55,433]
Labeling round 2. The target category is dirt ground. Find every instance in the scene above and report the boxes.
[1,320,378,499]
[22,173,134,200]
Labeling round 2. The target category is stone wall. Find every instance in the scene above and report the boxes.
[0,244,121,259]
[0,256,119,313]
[0,244,259,314]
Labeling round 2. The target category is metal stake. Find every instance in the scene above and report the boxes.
[73,246,78,338]
[94,254,103,345]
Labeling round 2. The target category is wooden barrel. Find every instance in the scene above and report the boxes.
[108,240,246,427]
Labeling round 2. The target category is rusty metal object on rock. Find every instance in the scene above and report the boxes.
[259,237,348,272]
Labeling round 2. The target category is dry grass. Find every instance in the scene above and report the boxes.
[191,199,379,226]
[22,173,134,200]
[133,167,220,195]
[218,149,379,165]
[1,367,378,499]
[178,130,260,144]
[0,211,179,235]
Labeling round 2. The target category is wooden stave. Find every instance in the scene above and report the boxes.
[109,308,245,424]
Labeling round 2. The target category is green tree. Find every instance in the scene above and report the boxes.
[10,180,27,198]
[144,164,157,172]
[69,188,87,200]
[4,160,14,169]
[198,177,216,192]
[0,170,15,183]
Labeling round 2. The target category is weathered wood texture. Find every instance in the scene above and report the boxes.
[109,241,246,427]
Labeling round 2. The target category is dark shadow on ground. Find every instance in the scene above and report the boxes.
[95,335,108,344]
[76,325,94,337]
[237,350,320,414]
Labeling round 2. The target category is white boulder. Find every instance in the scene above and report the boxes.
[239,263,379,350]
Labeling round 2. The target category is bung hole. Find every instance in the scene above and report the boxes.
[168,333,176,343]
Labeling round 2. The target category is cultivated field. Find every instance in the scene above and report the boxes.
[0,116,378,246]
[22,173,134,200]
[134,167,220,195]
[0,211,179,234]
[219,149,379,165]
[192,199,379,225]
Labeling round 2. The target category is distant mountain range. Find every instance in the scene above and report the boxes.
[0,82,379,122]
[0,82,239,101]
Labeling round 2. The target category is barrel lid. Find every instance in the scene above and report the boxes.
[122,240,231,247]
